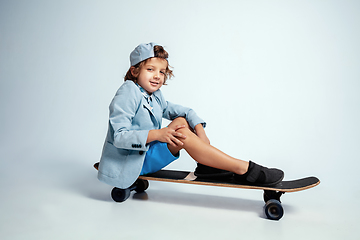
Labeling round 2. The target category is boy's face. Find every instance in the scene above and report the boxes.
[135,57,167,94]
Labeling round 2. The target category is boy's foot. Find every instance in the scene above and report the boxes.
[194,163,233,180]
[233,161,284,186]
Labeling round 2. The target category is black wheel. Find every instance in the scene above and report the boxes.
[135,179,149,193]
[264,199,284,220]
[111,187,131,202]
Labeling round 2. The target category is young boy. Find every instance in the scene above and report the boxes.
[97,43,284,189]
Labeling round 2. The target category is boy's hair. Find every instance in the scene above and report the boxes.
[124,45,174,84]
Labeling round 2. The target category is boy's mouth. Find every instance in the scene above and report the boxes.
[150,81,159,86]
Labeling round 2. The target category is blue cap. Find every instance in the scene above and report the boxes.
[130,42,158,66]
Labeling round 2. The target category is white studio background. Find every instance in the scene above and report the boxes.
[1,1,359,239]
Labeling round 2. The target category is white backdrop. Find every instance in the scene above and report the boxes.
[1,0,359,239]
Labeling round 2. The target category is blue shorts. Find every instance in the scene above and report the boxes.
[140,141,180,175]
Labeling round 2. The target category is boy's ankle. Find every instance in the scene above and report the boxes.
[237,161,250,175]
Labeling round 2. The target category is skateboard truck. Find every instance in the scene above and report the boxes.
[111,179,149,203]
[264,190,284,202]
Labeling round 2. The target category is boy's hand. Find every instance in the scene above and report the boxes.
[148,125,187,147]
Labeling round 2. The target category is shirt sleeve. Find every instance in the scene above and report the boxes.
[155,91,206,129]
[109,82,148,151]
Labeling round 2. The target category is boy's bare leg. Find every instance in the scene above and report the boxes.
[167,118,249,175]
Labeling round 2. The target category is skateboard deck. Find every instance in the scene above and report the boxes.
[139,169,320,193]
[93,162,320,220]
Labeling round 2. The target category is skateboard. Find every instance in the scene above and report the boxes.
[93,162,320,220]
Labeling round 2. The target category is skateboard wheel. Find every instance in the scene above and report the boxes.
[135,179,149,193]
[264,199,284,220]
[111,187,130,202]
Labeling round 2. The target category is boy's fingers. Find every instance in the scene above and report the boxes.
[167,137,177,147]
[174,125,186,130]
[172,137,184,146]
[173,125,186,138]
[175,132,186,138]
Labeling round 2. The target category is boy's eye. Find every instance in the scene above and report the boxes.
[147,68,153,71]
[160,71,165,75]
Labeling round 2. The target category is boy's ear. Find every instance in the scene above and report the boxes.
[130,66,138,77]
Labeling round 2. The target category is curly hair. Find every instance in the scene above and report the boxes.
[124,45,174,84]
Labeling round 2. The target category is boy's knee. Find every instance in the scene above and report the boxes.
[171,117,191,130]
[174,117,188,125]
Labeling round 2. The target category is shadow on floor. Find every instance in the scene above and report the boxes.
[133,189,268,217]
[132,189,296,219]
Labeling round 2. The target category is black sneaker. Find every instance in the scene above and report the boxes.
[194,163,233,181]
[233,161,284,186]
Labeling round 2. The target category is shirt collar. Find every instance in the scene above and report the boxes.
[136,83,152,102]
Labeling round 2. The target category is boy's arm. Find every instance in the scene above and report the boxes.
[154,90,206,130]
[194,123,210,144]
[161,100,206,130]
[109,82,149,151]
